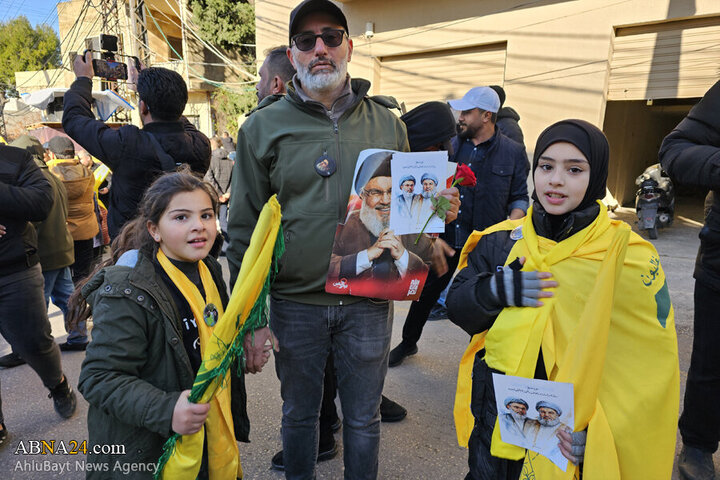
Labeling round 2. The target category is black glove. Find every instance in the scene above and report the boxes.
[489,257,546,307]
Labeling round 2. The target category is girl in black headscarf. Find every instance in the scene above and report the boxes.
[446,119,679,480]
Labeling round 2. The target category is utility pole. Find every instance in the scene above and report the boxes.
[128,0,150,66]
[178,0,191,86]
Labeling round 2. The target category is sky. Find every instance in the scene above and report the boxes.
[0,0,61,31]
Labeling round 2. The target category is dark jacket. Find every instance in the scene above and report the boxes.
[446,130,529,249]
[496,106,525,147]
[62,77,211,238]
[204,147,233,199]
[78,249,249,479]
[227,78,409,305]
[0,145,53,275]
[660,79,720,290]
[10,135,75,271]
[36,161,75,271]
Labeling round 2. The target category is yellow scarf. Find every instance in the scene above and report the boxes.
[155,194,283,480]
[156,249,242,480]
[454,202,679,479]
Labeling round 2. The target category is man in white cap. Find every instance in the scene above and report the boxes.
[389,86,529,367]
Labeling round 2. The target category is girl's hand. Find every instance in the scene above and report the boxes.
[0,224,5,238]
[557,428,586,465]
[171,390,210,435]
[489,256,558,307]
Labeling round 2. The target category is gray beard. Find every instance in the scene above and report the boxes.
[421,189,435,199]
[509,411,526,423]
[402,192,414,202]
[292,51,348,95]
[538,417,560,427]
[359,202,389,238]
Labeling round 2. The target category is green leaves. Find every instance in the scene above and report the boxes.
[0,17,60,94]
[189,0,255,50]
[431,195,451,221]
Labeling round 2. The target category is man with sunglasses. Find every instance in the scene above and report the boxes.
[228,1,458,478]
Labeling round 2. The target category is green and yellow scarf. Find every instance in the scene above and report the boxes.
[154,195,283,479]
[454,202,679,479]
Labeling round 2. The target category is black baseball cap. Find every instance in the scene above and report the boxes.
[289,0,349,43]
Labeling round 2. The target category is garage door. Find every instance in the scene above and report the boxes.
[608,18,720,100]
[378,43,507,111]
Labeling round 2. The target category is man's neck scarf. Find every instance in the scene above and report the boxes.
[453,204,678,479]
[156,248,241,480]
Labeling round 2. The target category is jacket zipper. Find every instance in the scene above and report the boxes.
[333,120,344,221]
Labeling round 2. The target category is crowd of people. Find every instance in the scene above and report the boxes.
[2,0,720,479]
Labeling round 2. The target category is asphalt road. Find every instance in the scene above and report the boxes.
[0,198,706,479]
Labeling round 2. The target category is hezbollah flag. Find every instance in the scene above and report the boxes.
[454,202,679,480]
[154,195,283,479]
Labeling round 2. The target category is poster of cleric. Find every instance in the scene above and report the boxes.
[492,373,574,471]
[324,149,446,301]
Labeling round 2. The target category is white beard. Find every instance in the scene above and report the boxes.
[292,50,348,94]
[402,192,414,202]
[538,417,560,427]
[421,188,436,199]
[509,411,526,423]
[360,201,388,238]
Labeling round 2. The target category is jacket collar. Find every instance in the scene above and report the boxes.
[143,121,185,134]
[285,77,371,118]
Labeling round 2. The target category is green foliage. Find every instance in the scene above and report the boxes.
[0,17,60,95]
[211,86,256,135]
[189,0,255,51]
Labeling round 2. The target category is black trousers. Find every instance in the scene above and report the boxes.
[679,280,720,452]
[318,353,338,449]
[400,247,462,347]
[0,264,64,424]
[71,238,95,285]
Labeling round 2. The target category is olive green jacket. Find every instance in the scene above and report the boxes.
[227,77,409,305]
[78,249,248,479]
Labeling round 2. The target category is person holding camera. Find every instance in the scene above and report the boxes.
[62,51,211,240]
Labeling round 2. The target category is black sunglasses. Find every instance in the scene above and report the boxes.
[292,29,346,52]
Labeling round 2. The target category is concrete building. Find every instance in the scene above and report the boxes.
[14,0,253,138]
[256,0,720,205]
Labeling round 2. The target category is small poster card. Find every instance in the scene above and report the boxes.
[325,149,440,300]
[390,151,448,235]
[492,373,574,472]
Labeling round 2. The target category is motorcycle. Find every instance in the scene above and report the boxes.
[635,163,674,239]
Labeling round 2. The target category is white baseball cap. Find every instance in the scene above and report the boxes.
[448,87,500,113]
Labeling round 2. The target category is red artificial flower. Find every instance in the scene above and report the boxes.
[454,164,477,188]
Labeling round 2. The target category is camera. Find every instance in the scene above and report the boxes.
[83,34,128,80]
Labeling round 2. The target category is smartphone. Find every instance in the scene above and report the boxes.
[92,58,128,80]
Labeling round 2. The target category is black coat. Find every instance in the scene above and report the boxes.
[496,107,525,147]
[0,145,52,275]
[62,77,211,238]
[660,79,720,289]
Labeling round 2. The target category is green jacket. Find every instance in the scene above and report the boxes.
[78,249,249,479]
[9,134,74,271]
[227,78,409,305]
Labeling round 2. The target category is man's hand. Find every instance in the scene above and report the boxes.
[127,56,144,92]
[430,238,455,276]
[73,50,94,80]
[438,187,460,223]
[0,224,5,238]
[243,326,278,374]
[509,208,525,220]
[377,229,406,260]
[171,390,210,435]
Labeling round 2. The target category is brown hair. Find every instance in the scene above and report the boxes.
[66,168,219,330]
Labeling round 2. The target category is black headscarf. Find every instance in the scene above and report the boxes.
[531,119,610,240]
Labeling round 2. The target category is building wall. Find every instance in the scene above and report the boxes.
[255,0,720,201]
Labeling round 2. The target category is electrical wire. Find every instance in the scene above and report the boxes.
[144,4,255,87]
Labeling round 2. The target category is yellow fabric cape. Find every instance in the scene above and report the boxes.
[454,202,679,480]
[155,194,283,479]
